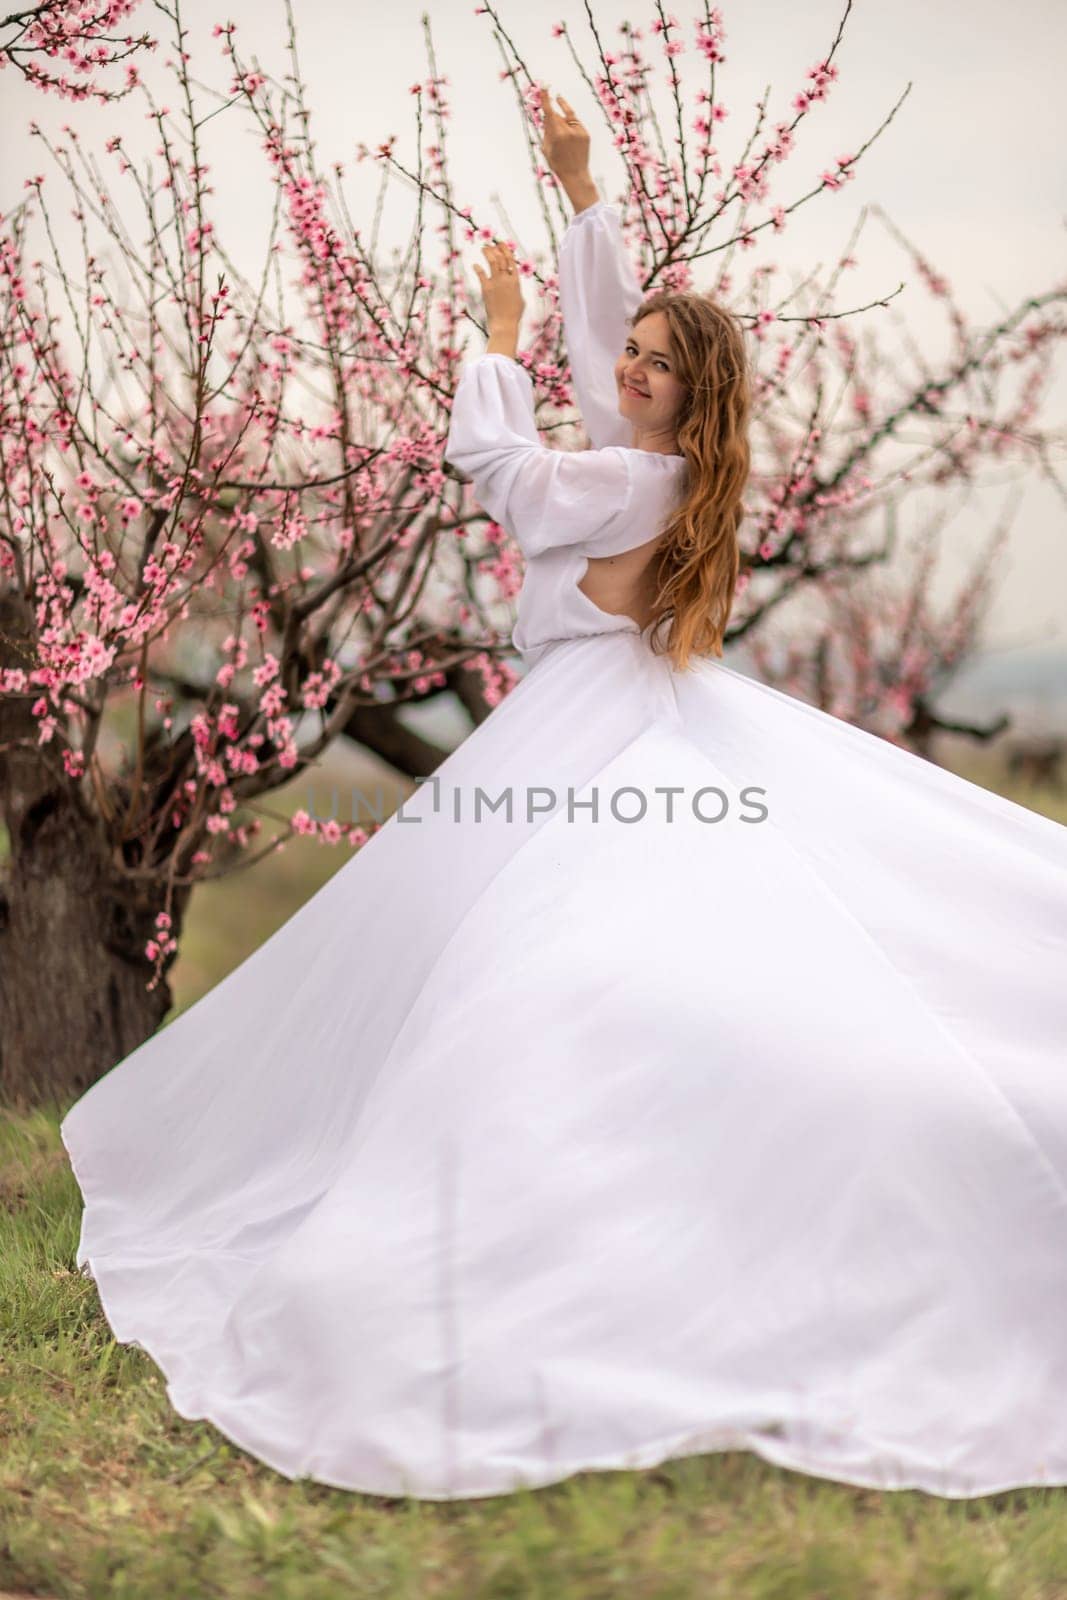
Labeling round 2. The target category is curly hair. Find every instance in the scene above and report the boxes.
[630,291,752,673]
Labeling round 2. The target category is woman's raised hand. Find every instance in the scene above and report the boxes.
[538,86,591,185]
[472,239,525,331]
[538,87,599,213]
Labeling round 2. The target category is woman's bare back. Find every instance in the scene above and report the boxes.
[576,531,665,630]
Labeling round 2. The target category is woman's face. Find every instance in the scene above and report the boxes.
[614,311,687,441]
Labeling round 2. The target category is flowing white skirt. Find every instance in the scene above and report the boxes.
[60,630,1067,1501]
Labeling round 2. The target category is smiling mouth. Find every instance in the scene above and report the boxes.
[622,382,649,398]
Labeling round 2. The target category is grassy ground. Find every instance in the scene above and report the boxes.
[4,1106,1067,1597]
[3,740,1067,1596]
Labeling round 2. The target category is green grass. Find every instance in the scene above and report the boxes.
[3,1107,1067,1597]
[4,742,1067,1595]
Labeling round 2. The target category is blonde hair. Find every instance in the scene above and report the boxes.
[632,292,752,672]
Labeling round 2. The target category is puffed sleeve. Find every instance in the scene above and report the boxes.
[557,200,644,451]
[443,353,634,560]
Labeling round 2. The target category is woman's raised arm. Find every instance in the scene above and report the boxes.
[558,203,643,451]
[540,87,641,451]
[444,354,636,562]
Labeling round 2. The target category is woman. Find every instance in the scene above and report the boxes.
[61,89,1067,1503]
[463,89,750,679]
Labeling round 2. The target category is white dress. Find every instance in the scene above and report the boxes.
[60,201,1067,1502]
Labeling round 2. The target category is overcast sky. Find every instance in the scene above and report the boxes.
[3,0,1065,652]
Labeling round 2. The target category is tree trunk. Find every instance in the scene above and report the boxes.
[0,587,188,1112]
[0,778,187,1113]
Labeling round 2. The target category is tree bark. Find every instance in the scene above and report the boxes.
[341,661,501,775]
[0,587,188,1112]
[342,701,450,778]
[0,581,496,1110]
[0,776,188,1114]
[446,660,498,728]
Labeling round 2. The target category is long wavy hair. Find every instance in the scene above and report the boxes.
[630,291,752,673]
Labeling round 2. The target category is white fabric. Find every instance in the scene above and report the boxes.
[60,198,1067,1504]
[557,199,647,449]
[445,198,687,666]
[445,355,686,663]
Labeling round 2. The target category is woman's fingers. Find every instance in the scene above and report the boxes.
[474,239,524,327]
[539,84,566,125]
[480,241,517,276]
[543,85,579,124]
[491,241,516,268]
[538,86,587,173]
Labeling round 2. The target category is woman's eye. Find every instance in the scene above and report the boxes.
[625,345,668,370]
